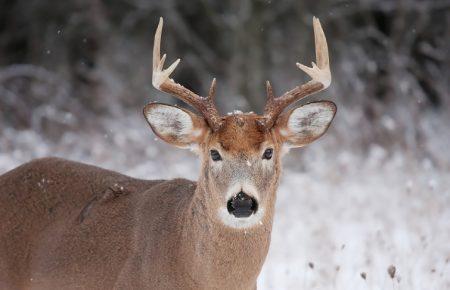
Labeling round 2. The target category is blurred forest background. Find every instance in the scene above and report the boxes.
[1,0,449,165]
[1,0,449,289]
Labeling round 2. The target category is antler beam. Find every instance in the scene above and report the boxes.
[258,17,331,130]
[152,17,223,131]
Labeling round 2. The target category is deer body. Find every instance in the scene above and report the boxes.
[0,157,270,289]
[0,17,335,290]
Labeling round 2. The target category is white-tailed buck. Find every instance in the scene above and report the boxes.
[0,17,335,289]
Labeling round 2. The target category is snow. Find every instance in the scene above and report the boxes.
[1,113,449,290]
[227,109,245,115]
[261,158,450,290]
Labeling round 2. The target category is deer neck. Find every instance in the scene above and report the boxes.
[178,176,276,289]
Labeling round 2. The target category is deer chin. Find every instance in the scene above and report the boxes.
[217,206,265,229]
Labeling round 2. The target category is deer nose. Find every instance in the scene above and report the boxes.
[227,191,258,218]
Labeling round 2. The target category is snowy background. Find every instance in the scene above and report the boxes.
[1,1,449,289]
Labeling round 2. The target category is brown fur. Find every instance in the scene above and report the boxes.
[214,115,267,152]
[0,156,272,290]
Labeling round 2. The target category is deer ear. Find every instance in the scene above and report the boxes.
[275,101,336,148]
[143,103,207,148]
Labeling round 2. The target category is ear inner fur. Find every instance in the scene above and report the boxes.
[275,101,336,147]
[143,103,207,147]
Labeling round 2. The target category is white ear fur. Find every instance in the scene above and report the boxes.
[277,101,336,148]
[143,103,206,148]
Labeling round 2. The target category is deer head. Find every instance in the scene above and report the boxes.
[144,18,336,229]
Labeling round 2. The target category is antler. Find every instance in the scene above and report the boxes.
[152,17,223,131]
[258,17,331,130]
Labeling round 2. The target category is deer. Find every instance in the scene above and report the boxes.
[0,17,335,290]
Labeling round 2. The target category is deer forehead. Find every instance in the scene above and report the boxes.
[208,114,271,153]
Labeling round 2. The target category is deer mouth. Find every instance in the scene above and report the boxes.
[227,191,258,218]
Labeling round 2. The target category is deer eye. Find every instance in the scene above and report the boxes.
[210,150,222,161]
[263,148,273,160]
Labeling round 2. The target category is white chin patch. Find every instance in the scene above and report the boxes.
[217,207,265,229]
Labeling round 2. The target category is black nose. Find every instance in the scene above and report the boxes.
[227,191,258,218]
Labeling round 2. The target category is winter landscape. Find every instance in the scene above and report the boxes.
[1,1,449,289]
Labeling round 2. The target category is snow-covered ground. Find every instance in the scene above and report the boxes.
[1,113,449,290]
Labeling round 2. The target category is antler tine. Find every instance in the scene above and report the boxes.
[202,78,223,131]
[259,17,331,130]
[208,78,217,99]
[265,81,274,102]
[151,17,223,131]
